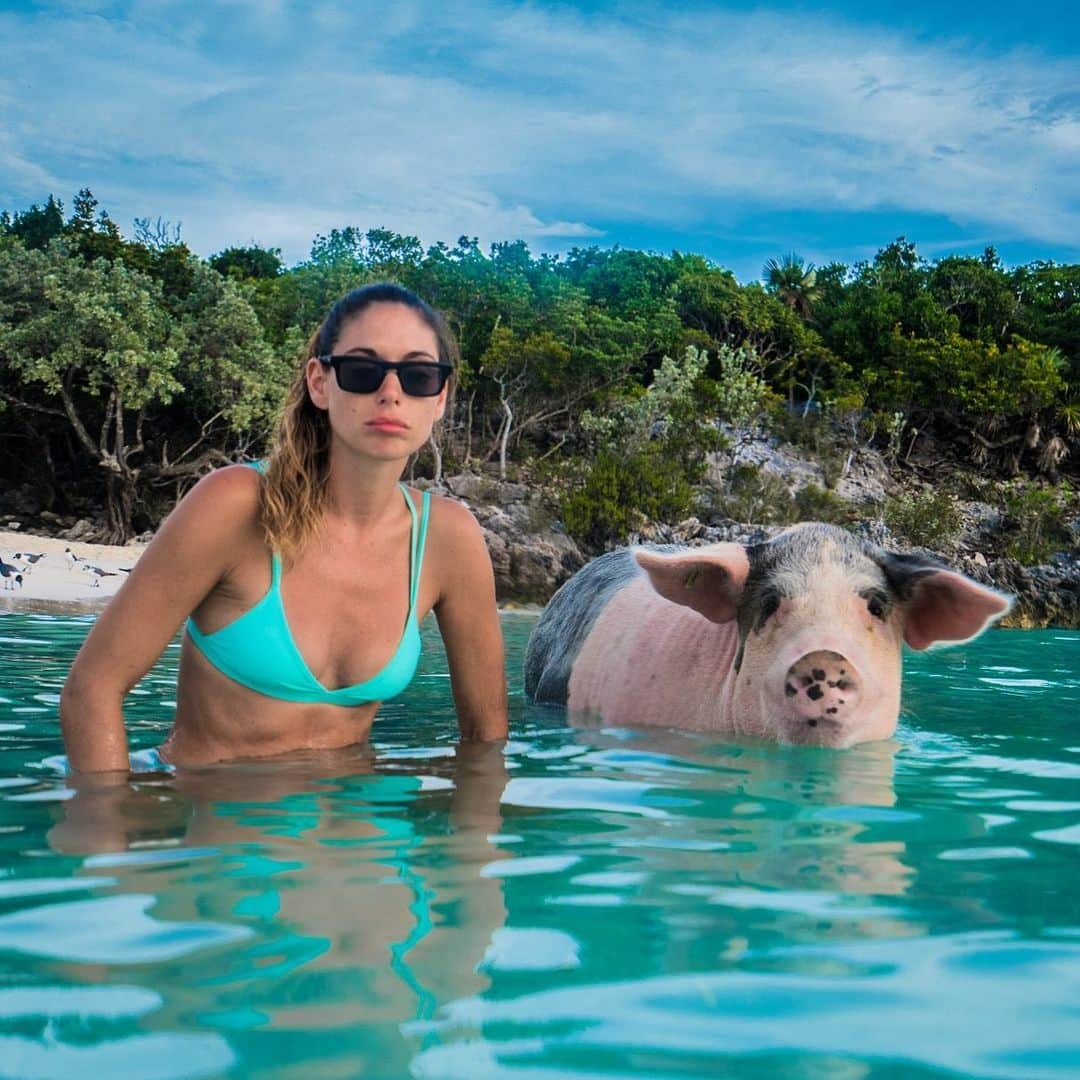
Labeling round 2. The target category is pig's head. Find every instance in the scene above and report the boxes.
[634,524,1011,747]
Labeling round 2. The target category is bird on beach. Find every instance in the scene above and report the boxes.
[0,557,23,590]
[65,547,88,571]
[84,565,120,588]
[12,552,45,573]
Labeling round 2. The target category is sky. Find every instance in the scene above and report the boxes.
[2,0,1078,282]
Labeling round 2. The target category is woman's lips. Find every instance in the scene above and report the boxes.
[367,419,408,432]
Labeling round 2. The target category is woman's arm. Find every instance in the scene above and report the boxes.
[432,500,508,741]
[60,467,257,773]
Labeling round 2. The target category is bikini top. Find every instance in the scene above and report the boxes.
[186,467,430,705]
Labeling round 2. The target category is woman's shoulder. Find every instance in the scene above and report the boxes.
[167,463,263,538]
[416,489,484,541]
[412,490,495,600]
[188,462,262,504]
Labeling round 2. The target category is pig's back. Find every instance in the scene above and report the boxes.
[567,578,738,730]
[524,547,643,704]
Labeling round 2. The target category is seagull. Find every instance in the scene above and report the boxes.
[0,558,23,590]
[85,565,120,588]
[65,547,88,571]
[13,552,45,573]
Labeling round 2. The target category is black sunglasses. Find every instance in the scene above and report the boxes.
[318,355,453,397]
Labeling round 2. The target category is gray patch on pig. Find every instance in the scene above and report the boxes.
[879,549,950,598]
[731,524,931,671]
[524,545,676,704]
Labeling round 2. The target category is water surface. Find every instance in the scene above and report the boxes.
[0,613,1077,1078]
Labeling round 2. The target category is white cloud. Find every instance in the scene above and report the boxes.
[1,3,1076,265]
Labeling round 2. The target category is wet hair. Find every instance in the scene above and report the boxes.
[258,283,459,562]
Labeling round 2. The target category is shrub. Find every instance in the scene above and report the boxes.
[562,447,697,549]
[793,483,863,526]
[706,464,793,525]
[1002,481,1076,565]
[882,488,963,552]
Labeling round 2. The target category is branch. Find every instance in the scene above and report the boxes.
[150,447,232,481]
[966,428,1023,451]
[131,404,147,459]
[162,410,229,470]
[0,390,66,419]
[57,372,102,460]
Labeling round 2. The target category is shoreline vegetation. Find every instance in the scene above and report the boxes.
[1,191,1076,627]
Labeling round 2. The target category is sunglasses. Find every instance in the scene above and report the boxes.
[318,355,453,397]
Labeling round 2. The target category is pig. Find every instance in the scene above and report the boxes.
[524,523,1012,747]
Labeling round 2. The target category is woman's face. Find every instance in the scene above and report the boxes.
[307,301,448,460]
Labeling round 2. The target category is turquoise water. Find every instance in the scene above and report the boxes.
[0,613,1077,1079]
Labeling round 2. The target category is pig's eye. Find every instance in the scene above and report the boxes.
[863,590,890,620]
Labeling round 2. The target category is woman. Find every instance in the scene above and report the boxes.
[61,283,507,773]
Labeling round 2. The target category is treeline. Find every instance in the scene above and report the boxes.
[1,189,1076,545]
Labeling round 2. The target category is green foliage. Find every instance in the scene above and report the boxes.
[708,343,776,430]
[792,483,863,525]
[0,236,283,539]
[706,465,793,525]
[562,447,699,549]
[882,488,963,552]
[1,194,65,249]
[580,345,711,455]
[210,245,284,280]
[706,470,862,527]
[1012,261,1080,384]
[565,345,720,548]
[2,187,1078,543]
[1001,481,1076,564]
[867,331,1065,420]
[928,248,1017,347]
[763,253,822,319]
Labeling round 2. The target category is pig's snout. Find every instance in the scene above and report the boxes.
[783,650,861,727]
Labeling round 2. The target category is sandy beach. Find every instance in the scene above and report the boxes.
[0,530,146,611]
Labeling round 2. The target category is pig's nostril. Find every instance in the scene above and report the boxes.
[783,650,861,722]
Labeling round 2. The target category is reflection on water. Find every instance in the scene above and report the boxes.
[35,742,510,1077]
[0,614,1077,1078]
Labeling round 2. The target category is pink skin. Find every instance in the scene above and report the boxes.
[568,543,1010,748]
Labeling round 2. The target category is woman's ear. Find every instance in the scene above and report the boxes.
[306,357,331,410]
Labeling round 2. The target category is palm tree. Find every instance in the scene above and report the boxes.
[763,253,821,320]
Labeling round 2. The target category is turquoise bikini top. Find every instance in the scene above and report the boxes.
[186,467,430,705]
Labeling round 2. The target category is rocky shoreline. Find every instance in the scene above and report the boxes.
[435,462,1079,630]
[2,460,1077,629]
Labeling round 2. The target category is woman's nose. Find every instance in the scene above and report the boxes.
[376,371,403,401]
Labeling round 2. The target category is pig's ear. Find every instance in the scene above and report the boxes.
[634,544,749,623]
[885,554,1012,650]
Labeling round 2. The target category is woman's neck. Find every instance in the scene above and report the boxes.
[323,444,409,527]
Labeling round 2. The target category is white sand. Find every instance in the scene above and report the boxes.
[0,530,147,609]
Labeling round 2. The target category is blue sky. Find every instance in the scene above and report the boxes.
[2,0,1078,282]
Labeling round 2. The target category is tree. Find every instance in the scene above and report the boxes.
[928,248,1018,347]
[210,245,284,280]
[0,242,286,540]
[1,195,65,249]
[763,253,822,320]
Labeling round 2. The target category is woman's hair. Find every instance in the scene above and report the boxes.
[258,282,458,562]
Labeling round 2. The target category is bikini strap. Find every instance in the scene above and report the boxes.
[412,490,431,610]
[397,484,430,611]
[271,552,282,587]
[398,483,420,610]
